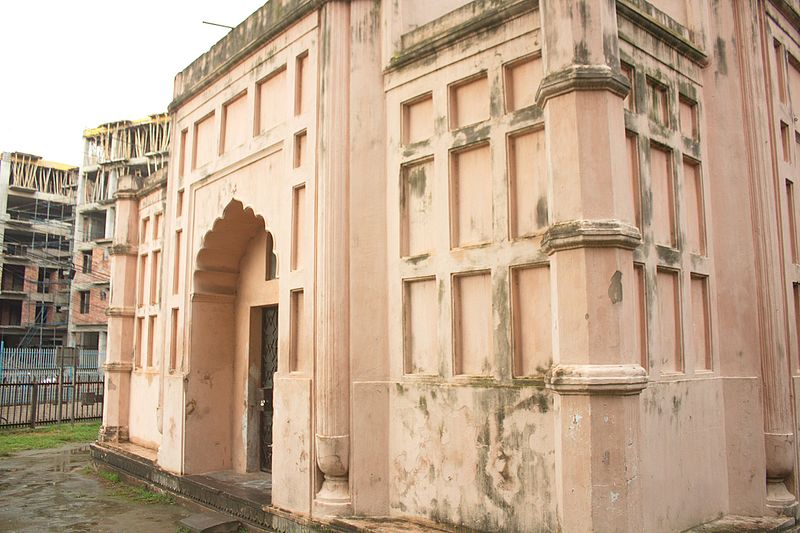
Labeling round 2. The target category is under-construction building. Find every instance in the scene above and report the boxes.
[67,115,170,351]
[0,152,78,348]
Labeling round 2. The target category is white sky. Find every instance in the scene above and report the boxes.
[0,1,268,166]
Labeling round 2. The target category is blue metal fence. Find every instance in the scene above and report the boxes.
[0,347,105,428]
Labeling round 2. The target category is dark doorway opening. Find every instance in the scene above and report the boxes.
[258,305,278,473]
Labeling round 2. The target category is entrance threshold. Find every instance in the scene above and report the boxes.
[185,469,271,508]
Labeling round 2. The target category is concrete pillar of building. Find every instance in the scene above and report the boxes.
[100,178,139,442]
[537,3,645,531]
[314,0,353,517]
[732,1,798,514]
[0,153,11,272]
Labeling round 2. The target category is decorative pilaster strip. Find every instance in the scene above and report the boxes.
[733,1,797,511]
[314,0,352,514]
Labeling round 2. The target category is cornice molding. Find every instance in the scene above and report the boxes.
[616,0,708,66]
[389,0,535,72]
[169,0,325,112]
[767,0,800,31]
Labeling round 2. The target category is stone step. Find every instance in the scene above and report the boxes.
[179,511,241,533]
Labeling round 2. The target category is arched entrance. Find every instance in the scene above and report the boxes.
[184,199,279,475]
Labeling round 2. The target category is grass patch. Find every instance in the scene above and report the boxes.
[0,421,100,456]
[94,468,174,505]
[97,469,120,483]
[120,485,175,505]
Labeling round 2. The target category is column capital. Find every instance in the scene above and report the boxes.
[536,65,630,107]
[114,190,138,200]
[541,219,641,255]
[103,361,133,373]
[108,243,138,256]
[106,306,136,318]
[546,364,648,395]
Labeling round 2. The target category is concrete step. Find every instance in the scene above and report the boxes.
[179,511,241,533]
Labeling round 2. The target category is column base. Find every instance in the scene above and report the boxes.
[765,432,798,516]
[99,425,129,443]
[767,480,798,517]
[314,433,351,517]
[313,492,353,518]
[314,474,352,517]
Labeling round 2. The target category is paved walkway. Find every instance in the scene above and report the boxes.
[0,443,191,532]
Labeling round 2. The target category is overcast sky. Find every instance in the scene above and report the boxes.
[0,1,267,166]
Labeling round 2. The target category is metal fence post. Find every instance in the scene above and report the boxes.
[28,380,38,428]
[71,375,78,424]
[56,352,64,423]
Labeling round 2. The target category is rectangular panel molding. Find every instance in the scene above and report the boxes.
[511,264,551,377]
[403,277,438,375]
[452,271,492,376]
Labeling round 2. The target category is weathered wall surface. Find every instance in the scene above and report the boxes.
[384,3,553,528]
[640,379,728,531]
[391,383,555,531]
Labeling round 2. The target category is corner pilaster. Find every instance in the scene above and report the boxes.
[100,184,139,443]
[539,2,644,531]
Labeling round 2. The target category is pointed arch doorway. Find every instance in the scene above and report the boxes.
[186,199,280,480]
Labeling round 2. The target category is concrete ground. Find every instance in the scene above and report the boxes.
[0,443,192,532]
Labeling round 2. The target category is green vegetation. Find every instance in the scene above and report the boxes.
[0,421,99,456]
[92,467,174,505]
[120,485,175,505]
[97,469,120,483]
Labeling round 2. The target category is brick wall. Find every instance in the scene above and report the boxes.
[70,246,110,326]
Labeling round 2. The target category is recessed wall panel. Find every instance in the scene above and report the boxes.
[683,159,706,255]
[508,129,547,238]
[512,265,551,377]
[690,275,711,371]
[222,92,249,153]
[292,185,307,270]
[453,271,492,376]
[634,263,648,370]
[290,290,307,372]
[403,278,438,375]
[451,144,492,248]
[651,144,676,248]
[657,268,682,373]
[403,94,434,144]
[627,133,641,229]
[450,74,489,129]
[257,68,287,134]
[193,113,215,169]
[401,159,434,257]
[505,56,541,112]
